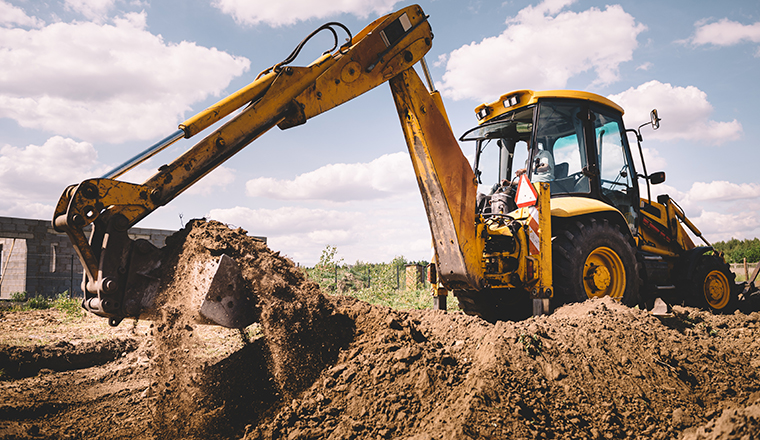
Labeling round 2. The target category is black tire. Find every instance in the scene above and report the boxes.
[553,217,641,306]
[691,254,737,314]
[454,288,532,323]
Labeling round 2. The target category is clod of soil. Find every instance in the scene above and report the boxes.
[1,219,759,440]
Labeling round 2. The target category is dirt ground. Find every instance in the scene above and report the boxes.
[2,219,760,440]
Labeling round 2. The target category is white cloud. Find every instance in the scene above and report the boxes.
[209,206,357,235]
[185,166,236,196]
[630,145,667,177]
[0,201,55,220]
[688,181,760,202]
[650,180,760,243]
[0,12,250,143]
[438,0,646,101]
[0,136,109,217]
[0,134,236,221]
[209,196,432,265]
[688,18,760,47]
[608,80,742,145]
[245,152,416,201]
[212,0,400,27]
[64,0,116,22]
[690,210,760,242]
[0,1,43,28]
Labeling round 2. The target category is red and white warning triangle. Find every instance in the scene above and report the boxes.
[515,174,538,208]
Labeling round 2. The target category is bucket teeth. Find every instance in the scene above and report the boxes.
[651,297,672,317]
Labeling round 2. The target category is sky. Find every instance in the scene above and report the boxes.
[1,0,759,266]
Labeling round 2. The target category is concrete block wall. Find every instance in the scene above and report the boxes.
[0,237,28,298]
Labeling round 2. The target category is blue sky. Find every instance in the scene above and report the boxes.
[1,0,759,265]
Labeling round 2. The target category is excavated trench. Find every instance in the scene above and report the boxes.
[0,338,138,379]
[1,219,760,440]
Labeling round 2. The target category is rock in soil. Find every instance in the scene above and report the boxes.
[1,219,759,440]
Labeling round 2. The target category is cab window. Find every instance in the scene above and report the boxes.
[534,102,590,195]
[593,109,638,233]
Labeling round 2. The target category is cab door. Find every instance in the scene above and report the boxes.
[590,106,640,235]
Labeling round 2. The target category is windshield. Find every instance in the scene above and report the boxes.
[460,106,534,194]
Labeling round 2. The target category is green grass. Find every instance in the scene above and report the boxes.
[52,293,85,319]
[333,286,460,312]
[6,291,85,320]
[25,295,52,310]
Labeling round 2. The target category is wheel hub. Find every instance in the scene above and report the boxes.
[587,264,611,292]
[704,269,730,309]
[583,246,626,300]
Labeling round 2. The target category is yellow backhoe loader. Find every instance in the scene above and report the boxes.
[53,4,745,327]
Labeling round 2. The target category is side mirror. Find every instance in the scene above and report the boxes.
[650,109,660,130]
[648,171,665,185]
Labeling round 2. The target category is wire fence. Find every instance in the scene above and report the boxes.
[730,259,760,282]
[305,262,431,293]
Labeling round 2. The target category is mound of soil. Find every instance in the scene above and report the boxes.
[146,220,353,439]
[245,297,760,440]
[1,219,760,440]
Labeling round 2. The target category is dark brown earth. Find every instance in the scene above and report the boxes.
[2,219,760,440]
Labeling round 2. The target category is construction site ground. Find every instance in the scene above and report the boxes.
[1,220,760,440]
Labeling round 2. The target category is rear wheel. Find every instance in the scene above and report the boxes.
[693,255,737,313]
[553,217,641,306]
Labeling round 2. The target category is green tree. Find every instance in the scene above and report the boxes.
[309,245,343,291]
[713,237,760,263]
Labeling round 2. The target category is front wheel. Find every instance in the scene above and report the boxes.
[692,255,737,313]
[553,217,641,306]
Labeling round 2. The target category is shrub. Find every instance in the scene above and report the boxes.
[26,295,51,310]
[10,291,26,302]
[53,291,84,318]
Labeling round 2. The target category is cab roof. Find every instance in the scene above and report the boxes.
[474,89,625,124]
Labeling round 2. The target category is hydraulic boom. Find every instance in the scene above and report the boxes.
[53,5,482,327]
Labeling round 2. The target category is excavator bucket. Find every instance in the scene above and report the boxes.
[196,254,258,328]
[93,232,258,329]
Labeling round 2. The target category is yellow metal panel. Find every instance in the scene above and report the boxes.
[390,68,483,290]
[179,70,278,138]
[144,61,337,206]
[639,197,695,254]
[640,245,678,258]
[537,182,552,298]
[550,197,619,217]
[286,5,432,124]
[475,89,624,124]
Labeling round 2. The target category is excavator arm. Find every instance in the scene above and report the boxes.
[53,4,482,327]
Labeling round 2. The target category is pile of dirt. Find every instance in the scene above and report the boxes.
[1,219,760,440]
[144,220,353,439]
[245,297,760,440]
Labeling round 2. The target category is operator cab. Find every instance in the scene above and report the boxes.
[460,90,641,235]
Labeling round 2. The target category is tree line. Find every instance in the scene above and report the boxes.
[713,238,760,264]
